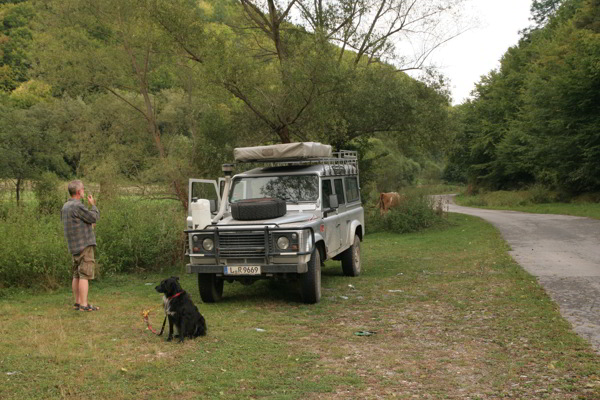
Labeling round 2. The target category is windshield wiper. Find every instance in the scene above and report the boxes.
[281,196,299,204]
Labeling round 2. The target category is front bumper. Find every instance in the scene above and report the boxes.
[186,263,308,275]
[184,225,315,276]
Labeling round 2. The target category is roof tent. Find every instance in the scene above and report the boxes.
[234,142,332,162]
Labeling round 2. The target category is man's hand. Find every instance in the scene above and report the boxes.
[87,194,96,206]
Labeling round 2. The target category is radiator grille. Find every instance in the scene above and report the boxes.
[218,233,267,258]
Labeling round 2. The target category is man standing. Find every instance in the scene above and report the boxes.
[61,180,100,311]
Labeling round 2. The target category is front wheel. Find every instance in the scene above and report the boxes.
[300,247,321,304]
[341,235,361,277]
[198,274,224,303]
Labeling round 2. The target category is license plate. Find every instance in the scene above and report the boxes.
[224,266,261,275]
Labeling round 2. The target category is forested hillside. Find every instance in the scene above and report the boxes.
[444,0,600,196]
[0,0,463,206]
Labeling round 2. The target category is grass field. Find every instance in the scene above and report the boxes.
[1,214,599,399]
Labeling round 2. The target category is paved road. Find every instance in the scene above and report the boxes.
[438,195,600,352]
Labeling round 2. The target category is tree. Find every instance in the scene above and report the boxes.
[0,102,71,204]
[297,0,466,70]
[530,0,563,27]
[154,0,459,146]
[446,0,600,194]
[0,1,35,91]
[37,0,192,208]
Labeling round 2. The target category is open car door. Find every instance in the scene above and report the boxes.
[188,179,221,216]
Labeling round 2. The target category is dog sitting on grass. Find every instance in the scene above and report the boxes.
[155,276,207,342]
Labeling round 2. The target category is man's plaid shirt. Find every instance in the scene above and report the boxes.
[61,198,99,255]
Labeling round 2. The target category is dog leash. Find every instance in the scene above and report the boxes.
[141,292,184,335]
[142,309,166,336]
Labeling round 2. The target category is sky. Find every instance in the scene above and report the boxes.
[427,0,533,105]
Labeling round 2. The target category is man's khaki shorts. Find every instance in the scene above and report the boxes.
[72,246,95,280]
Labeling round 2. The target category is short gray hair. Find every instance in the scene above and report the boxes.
[68,180,83,196]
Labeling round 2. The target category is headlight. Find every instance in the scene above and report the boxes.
[202,238,214,251]
[192,235,199,242]
[276,236,290,250]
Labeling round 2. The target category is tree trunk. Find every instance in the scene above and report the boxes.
[16,178,21,206]
[121,37,188,211]
[277,125,291,143]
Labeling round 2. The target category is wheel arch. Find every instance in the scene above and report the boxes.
[315,239,326,263]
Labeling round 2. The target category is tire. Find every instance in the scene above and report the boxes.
[198,274,224,303]
[341,234,361,277]
[300,247,321,304]
[231,198,286,221]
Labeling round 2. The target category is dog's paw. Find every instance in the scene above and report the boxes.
[166,336,173,342]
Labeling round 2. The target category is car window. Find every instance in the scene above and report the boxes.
[345,177,359,202]
[334,178,345,205]
[322,179,332,208]
[229,175,319,203]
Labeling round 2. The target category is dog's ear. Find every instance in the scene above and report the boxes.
[168,278,180,294]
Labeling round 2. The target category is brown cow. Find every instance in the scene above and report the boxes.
[378,192,403,215]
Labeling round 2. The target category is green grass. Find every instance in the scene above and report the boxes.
[1,214,599,399]
[455,192,600,219]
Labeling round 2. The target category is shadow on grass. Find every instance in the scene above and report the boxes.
[195,261,351,305]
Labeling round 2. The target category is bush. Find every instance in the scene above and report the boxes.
[0,204,71,289]
[366,194,449,234]
[95,198,185,275]
[0,196,186,289]
[528,184,557,204]
[456,186,560,208]
[34,172,65,215]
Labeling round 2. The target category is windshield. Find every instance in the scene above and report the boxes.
[229,175,319,203]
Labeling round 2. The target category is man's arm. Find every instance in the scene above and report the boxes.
[76,202,99,224]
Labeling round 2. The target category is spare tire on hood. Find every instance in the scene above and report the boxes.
[231,198,287,221]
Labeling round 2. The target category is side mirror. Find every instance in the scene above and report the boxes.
[209,199,217,213]
[329,194,339,209]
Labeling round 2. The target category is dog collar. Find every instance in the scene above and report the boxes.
[168,291,184,300]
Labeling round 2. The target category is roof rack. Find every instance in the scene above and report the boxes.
[242,150,359,176]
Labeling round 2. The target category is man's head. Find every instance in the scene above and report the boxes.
[68,180,84,199]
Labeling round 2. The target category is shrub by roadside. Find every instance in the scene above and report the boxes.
[366,193,449,234]
[456,185,562,208]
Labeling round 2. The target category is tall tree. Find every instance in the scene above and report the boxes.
[446,0,600,194]
[156,0,460,145]
[37,0,191,208]
[297,0,466,70]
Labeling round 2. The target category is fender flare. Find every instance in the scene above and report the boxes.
[313,232,326,260]
[347,221,363,244]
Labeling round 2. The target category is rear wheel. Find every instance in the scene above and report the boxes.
[300,247,321,304]
[198,274,224,303]
[341,235,361,277]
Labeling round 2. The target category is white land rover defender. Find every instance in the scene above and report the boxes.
[185,142,364,304]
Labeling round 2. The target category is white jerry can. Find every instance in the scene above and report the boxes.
[190,199,212,230]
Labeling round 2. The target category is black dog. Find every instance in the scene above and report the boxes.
[155,276,207,342]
